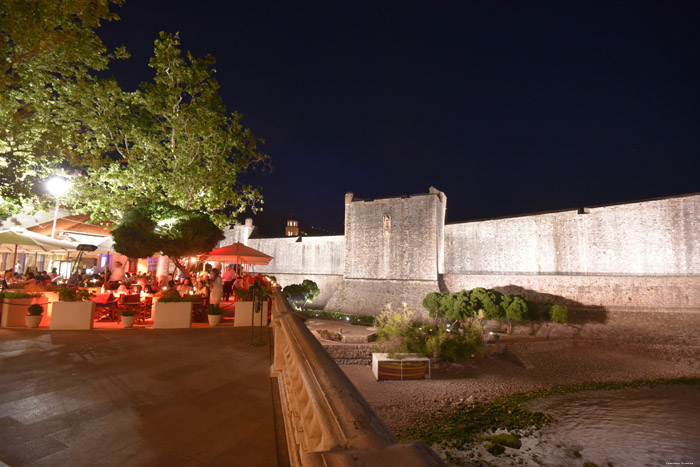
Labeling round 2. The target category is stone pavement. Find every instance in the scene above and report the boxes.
[0,326,279,467]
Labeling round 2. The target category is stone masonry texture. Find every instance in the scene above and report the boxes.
[221,191,699,337]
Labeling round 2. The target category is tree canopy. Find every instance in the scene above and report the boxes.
[2,4,267,228]
[67,32,268,227]
[0,0,126,219]
[111,202,224,278]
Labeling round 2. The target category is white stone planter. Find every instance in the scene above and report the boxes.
[121,315,137,328]
[1,297,48,327]
[207,314,222,326]
[371,353,431,381]
[152,302,192,328]
[25,315,43,328]
[234,300,268,327]
[49,301,95,330]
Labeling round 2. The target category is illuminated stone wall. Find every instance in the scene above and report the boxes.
[444,194,700,275]
[222,192,699,323]
[324,188,447,314]
[219,230,345,308]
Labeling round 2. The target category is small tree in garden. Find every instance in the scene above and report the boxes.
[282,279,320,310]
[422,292,443,317]
[501,293,539,334]
[423,288,544,335]
[112,202,224,280]
[548,304,569,324]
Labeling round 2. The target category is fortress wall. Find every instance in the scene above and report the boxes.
[344,191,445,281]
[247,236,345,276]
[444,194,700,275]
[217,230,345,307]
[324,278,440,317]
[441,273,700,313]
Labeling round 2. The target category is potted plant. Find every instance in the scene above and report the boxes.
[152,294,196,328]
[234,280,272,327]
[120,308,138,328]
[1,291,46,327]
[26,303,44,328]
[207,305,224,326]
[49,287,96,330]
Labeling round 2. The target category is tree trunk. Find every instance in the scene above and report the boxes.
[170,256,193,282]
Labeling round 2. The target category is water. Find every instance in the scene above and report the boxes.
[508,384,700,467]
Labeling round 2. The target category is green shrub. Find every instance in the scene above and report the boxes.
[57,287,93,302]
[470,287,504,319]
[548,304,569,323]
[375,304,483,362]
[27,304,44,315]
[502,294,538,321]
[422,292,442,317]
[120,308,137,317]
[373,304,424,357]
[425,321,483,362]
[0,291,42,299]
[158,294,200,303]
[282,279,320,310]
[207,305,224,315]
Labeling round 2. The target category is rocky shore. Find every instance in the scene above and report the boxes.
[339,338,700,433]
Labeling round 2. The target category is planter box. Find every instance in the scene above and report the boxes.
[234,301,268,327]
[371,353,431,381]
[1,296,48,327]
[49,301,95,330]
[153,302,192,328]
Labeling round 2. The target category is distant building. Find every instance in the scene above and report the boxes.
[285,216,299,237]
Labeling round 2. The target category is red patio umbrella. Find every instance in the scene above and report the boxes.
[200,243,273,268]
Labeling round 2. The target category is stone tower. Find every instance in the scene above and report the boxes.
[327,187,447,314]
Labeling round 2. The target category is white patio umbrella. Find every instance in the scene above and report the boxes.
[0,228,78,273]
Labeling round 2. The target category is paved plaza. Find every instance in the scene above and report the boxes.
[0,326,279,466]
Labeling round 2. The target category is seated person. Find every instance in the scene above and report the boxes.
[177,278,194,296]
[195,280,208,296]
[1,269,12,289]
[157,280,181,299]
[137,277,156,294]
[23,272,37,285]
[67,273,82,287]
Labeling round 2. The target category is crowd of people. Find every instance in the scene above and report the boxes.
[1,260,272,307]
[1,267,62,289]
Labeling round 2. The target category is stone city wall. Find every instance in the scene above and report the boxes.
[219,229,345,308]
[247,236,345,276]
[444,194,700,275]
[222,192,699,323]
[441,273,700,313]
[343,190,445,281]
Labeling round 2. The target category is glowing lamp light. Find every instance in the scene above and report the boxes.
[46,176,72,197]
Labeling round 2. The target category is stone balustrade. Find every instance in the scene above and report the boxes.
[269,291,444,466]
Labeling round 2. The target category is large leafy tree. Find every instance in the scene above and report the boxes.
[111,202,225,279]
[0,0,126,219]
[68,32,267,227]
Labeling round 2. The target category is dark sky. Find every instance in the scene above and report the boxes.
[99,1,700,233]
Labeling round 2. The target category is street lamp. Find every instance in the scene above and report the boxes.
[46,176,72,238]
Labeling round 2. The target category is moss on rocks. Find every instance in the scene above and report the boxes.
[484,442,505,455]
[485,433,522,449]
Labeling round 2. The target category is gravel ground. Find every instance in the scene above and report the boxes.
[340,339,700,433]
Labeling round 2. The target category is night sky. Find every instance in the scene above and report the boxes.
[98,1,699,233]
